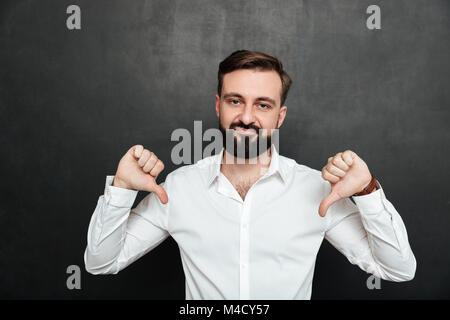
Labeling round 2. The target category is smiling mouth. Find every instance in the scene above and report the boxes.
[234,127,258,135]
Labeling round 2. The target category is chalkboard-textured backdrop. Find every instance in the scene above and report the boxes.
[0,0,449,299]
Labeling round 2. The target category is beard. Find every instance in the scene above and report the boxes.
[219,120,273,159]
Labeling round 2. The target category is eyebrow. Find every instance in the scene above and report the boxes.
[223,92,277,106]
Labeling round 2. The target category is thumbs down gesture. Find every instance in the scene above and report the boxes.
[319,150,372,217]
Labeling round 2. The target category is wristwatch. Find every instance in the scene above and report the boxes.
[353,176,378,196]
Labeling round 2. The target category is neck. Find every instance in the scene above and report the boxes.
[220,147,272,179]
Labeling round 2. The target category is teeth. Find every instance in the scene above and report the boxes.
[234,127,257,135]
[236,127,255,132]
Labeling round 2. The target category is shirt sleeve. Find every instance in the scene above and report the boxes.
[324,180,417,282]
[84,175,171,275]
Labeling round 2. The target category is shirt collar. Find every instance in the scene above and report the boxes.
[206,144,288,187]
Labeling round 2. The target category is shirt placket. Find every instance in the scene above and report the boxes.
[239,191,251,300]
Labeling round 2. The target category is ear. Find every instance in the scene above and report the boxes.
[277,105,287,128]
[215,94,220,118]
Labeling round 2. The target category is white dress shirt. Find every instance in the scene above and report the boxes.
[84,145,416,299]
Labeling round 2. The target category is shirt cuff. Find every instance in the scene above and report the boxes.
[351,180,386,215]
[104,175,138,208]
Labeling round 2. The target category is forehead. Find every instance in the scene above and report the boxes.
[222,69,282,104]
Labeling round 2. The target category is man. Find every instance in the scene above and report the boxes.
[84,50,416,299]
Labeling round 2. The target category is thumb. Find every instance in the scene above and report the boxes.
[318,191,341,217]
[153,184,169,205]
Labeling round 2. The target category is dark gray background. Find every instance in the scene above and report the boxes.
[0,0,449,299]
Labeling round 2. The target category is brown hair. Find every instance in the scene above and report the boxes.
[217,50,292,106]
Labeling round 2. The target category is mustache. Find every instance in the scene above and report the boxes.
[228,122,260,132]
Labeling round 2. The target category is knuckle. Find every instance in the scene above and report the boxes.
[142,149,150,157]
[153,161,161,169]
[132,145,143,156]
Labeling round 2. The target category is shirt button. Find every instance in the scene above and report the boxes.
[241,263,247,269]
[242,224,247,231]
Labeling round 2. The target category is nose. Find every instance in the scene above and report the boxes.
[239,103,256,125]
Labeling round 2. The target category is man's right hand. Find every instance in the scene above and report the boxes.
[112,145,168,204]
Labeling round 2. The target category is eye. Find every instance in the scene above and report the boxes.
[230,99,240,105]
[258,104,270,110]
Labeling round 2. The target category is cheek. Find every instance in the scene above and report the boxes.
[218,112,232,129]
[220,105,239,122]
[259,112,280,129]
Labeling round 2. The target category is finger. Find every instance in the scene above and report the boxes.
[318,192,341,217]
[142,153,158,173]
[132,145,144,158]
[332,153,349,171]
[325,164,346,178]
[342,150,355,166]
[154,184,168,204]
[138,150,151,167]
[150,160,165,177]
[322,168,340,183]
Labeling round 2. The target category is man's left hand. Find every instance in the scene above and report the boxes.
[319,150,372,217]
